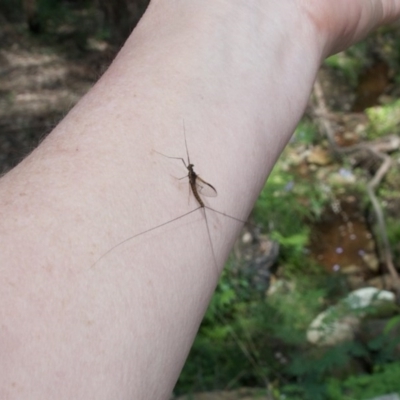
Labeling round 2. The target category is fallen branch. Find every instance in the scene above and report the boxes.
[311,78,400,295]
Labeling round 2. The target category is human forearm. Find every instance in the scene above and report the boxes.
[1,1,399,399]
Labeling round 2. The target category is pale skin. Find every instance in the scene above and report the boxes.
[1,1,399,399]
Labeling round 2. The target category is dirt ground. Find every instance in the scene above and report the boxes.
[0,17,116,173]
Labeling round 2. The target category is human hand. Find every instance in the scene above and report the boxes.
[300,0,400,55]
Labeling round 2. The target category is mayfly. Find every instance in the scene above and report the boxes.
[153,123,255,272]
[157,123,249,227]
[154,123,220,270]
[90,125,249,270]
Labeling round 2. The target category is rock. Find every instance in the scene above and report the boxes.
[307,308,360,345]
[307,287,395,346]
[344,287,395,309]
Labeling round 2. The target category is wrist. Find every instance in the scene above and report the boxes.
[115,0,324,140]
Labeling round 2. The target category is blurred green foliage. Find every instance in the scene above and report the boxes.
[327,361,400,399]
[176,106,400,397]
[365,99,400,139]
[324,43,367,87]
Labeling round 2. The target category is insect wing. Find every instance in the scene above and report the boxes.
[196,176,217,197]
